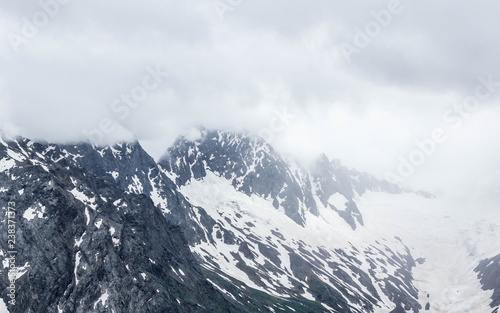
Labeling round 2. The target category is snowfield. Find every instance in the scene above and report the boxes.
[181,172,417,311]
[358,192,500,312]
[182,170,500,312]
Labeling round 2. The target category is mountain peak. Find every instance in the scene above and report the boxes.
[159,129,410,229]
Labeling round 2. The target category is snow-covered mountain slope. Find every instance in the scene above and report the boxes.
[159,130,318,226]
[159,130,428,312]
[160,130,405,230]
[1,129,498,312]
[357,192,500,312]
[159,130,500,313]
[178,171,421,312]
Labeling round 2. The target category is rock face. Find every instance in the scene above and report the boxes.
[41,140,215,247]
[159,130,317,226]
[476,254,500,312]
[0,130,426,312]
[0,138,232,312]
[160,130,403,230]
[310,154,401,230]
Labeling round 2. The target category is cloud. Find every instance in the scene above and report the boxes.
[0,0,499,196]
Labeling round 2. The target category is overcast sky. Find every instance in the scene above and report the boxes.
[1,0,500,197]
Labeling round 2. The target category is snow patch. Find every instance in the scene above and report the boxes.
[6,149,25,162]
[23,205,46,220]
[74,251,82,285]
[0,297,8,313]
[0,158,15,172]
[84,208,90,226]
[93,290,110,309]
[75,232,86,247]
[327,193,348,211]
[95,219,103,229]
[70,188,97,211]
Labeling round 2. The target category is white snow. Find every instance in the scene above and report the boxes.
[207,278,243,305]
[148,169,169,212]
[16,262,29,280]
[113,199,124,207]
[357,192,500,313]
[94,219,103,229]
[0,298,8,313]
[0,158,15,172]
[30,159,50,172]
[128,175,144,194]
[93,290,110,309]
[321,303,335,312]
[108,171,119,179]
[109,226,120,246]
[84,208,90,226]
[327,193,348,211]
[70,188,97,211]
[6,149,25,162]
[23,205,46,220]
[182,171,411,306]
[74,251,82,285]
[176,163,500,312]
[75,232,86,247]
[43,145,55,154]
[170,266,183,280]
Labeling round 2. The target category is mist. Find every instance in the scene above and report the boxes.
[1,0,500,197]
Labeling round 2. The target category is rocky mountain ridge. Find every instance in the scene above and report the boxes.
[0,130,497,312]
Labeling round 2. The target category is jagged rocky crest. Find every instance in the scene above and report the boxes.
[160,130,403,230]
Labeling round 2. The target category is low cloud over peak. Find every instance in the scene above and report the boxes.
[1,0,499,196]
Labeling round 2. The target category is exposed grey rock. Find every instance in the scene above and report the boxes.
[0,130,426,313]
[0,137,233,312]
[159,130,317,226]
[476,254,500,311]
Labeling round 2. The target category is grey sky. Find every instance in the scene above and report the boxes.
[0,0,499,196]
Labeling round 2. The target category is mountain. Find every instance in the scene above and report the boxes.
[159,130,422,312]
[0,129,498,312]
[160,130,404,230]
[0,136,233,312]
